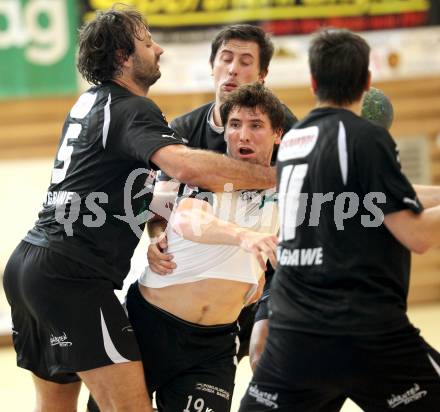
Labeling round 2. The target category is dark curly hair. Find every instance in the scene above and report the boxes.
[210,24,274,74]
[220,82,285,132]
[77,5,148,85]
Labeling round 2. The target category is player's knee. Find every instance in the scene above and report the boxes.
[32,375,81,412]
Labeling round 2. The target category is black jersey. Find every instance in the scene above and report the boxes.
[170,101,297,158]
[273,107,422,335]
[24,82,184,288]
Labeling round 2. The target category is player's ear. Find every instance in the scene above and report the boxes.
[258,70,268,83]
[310,75,318,94]
[364,70,371,91]
[116,49,129,68]
[274,128,282,145]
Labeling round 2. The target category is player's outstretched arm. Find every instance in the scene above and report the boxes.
[171,198,278,270]
[384,204,440,254]
[151,144,275,192]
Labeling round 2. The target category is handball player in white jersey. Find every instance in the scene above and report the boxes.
[125,83,284,412]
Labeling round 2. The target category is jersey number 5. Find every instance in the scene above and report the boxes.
[51,123,82,184]
[50,91,98,184]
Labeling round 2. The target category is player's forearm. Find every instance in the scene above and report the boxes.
[191,152,275,191]
[385,204,440,254]
[172,209,246,246]
[416,205,440,250]
[153,145,275,191]
[414,185,440,209]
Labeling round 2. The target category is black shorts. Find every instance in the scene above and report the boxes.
[126,282,238,412]
[3,241,141,383]
[239,325,440,411]
[253,265,274,324]
[237,302,257,360]
[254,298,269,323]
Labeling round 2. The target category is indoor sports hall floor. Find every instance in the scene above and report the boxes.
[1,302,439,411]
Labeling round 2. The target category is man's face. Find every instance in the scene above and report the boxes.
[212,40,266,103]
[131,28,164,90]
[225,106,281,166]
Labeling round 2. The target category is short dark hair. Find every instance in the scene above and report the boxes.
[220,83,285,132]
[210,24,274,73]
[309,28,370,105]
[77,6,148,85]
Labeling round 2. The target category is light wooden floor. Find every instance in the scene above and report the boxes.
[0,303,439,411]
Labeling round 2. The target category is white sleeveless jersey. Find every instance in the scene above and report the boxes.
[139,186,278,289]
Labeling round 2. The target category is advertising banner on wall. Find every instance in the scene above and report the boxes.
[0,0,79,99]
[81,0,430,42]
[78,1,437,93]
[131,26,440,93]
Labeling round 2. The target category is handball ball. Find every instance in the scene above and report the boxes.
[361,87,394,130]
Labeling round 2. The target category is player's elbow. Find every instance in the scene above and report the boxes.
[409,238,431,254]
[401,231,432,254]
[384,211,432,254]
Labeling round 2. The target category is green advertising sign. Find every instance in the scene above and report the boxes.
[0,0,79,99]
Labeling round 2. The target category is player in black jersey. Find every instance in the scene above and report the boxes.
[146,24,297,368]
[239,28,440,412]
[2,7,280,412]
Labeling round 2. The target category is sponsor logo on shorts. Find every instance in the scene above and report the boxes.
[50,332,72,347]
[387,383,427,408]
[195,383,230,400]
[248,384,279,409]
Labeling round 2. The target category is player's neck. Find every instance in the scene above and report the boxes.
[112,77,149,97]
[315,100,362,116]
[212,100,224,128]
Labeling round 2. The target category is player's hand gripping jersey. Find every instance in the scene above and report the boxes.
[140,184,279,295]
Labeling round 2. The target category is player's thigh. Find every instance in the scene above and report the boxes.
[79,361,151,411]
[32,373,82,412]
